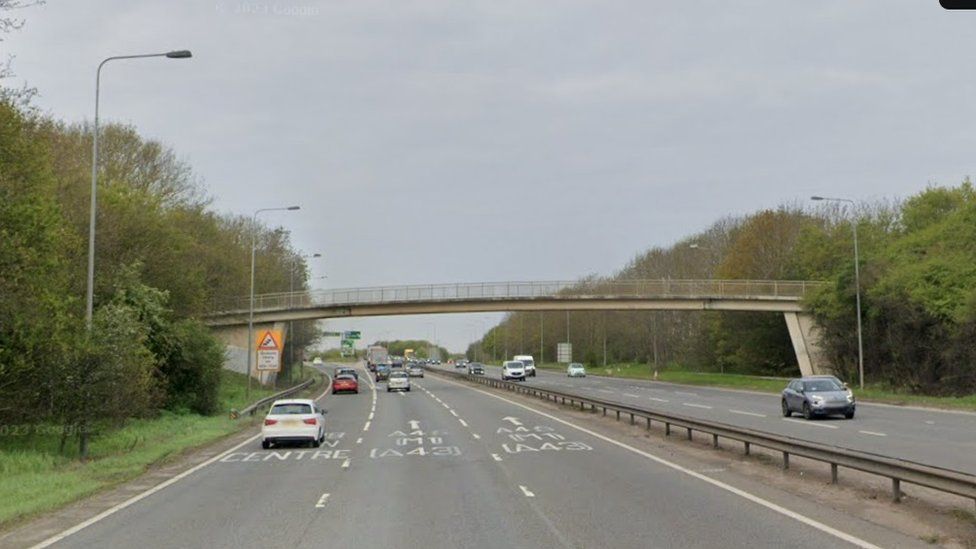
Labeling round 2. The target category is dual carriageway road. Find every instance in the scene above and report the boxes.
[29,363,932,549]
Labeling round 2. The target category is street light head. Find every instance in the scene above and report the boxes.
[312,253,322,258]
[810,196,825,201]
[166,50,193,59]
[287,205,301,211]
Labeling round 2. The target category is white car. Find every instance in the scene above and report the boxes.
[567,363,586,377]
[387,371,411,392]
[502,360,526,381]
[513,355,536,377]
[262,399,326,449]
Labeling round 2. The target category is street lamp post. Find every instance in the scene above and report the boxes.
[247,206,300,398]
[87,50,192,328]
[811,196,865,389]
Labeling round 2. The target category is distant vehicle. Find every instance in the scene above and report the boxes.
[375,364,391,382]
[335,367,358,380]
[312,357,324,365]
[387,371,411,392]
[567,363,586,377]
[502,360,526,381]
[468,362,485,375]
[261,399,326,449]
[454,359,468,369]
[332,374,359,394]
[513,355,536,377]
[366,345,389,371]
[408,364,424,378]
[782,377,855,420]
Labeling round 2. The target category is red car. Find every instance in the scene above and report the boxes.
[332,374,359,394]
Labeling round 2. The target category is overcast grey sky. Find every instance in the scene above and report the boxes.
[5,1,975,351]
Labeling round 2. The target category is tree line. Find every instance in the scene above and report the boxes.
[0,95,320,457]
[469,185,976,396]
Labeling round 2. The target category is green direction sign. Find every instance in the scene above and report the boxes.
[344,331,361,340]
[322,331,342,337]
[340,338,354,357]
[341,339,354,349]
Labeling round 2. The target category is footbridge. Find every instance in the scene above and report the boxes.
[205,279,831,376]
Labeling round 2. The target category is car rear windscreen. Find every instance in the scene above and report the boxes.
[270,403,312,415]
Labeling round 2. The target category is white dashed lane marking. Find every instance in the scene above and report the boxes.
[682,403,713,410]
[519,485,535,498]
[315,493,331,508]
[783,419,838,429]
[728,409,766,418]
[859,430,887,437]
[648,397,669,403]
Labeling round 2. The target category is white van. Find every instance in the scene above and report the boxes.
[513,355,536,377]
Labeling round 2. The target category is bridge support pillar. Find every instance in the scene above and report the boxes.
[209,321,289,383]
[784,312,830,376]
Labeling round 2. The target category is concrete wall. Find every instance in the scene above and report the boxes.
[784,312,831,377]
[210,322,289,384]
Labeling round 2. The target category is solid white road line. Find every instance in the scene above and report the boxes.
[491,453,502,461]
[859,430,887,437]
[729,409,766,418]
[648,397,669,403]
[783,419,838,429]
[435,375,881,549]
[315,493,331,508]
[682,403,713,410]
[519,485,535,498]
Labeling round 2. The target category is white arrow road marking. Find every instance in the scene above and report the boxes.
[409,420,421,430]
[315,493,331,508]
[342,458,350,469]
[356,437,363,444]
[729,409,766,418]
[491,453,502,461]
[519,485,535,497]
[502,416,523,426]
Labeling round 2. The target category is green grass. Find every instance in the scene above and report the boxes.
[0,370,306,528]
[533,362,976,411]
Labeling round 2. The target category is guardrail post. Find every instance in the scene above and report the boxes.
[744,441,750,455]
[630,413,635,425]
[615,410,620,421]
[687,427,693,440]
[783,452,790,470]
[665,422,671,436]
[892,479,902,503]
[830,463,838,484]
[712,434,719,448]
[602,407,606,416]
[646,417,651,430]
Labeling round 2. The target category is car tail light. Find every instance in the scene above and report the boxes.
[303,418,318,425]
[264,419,278,426]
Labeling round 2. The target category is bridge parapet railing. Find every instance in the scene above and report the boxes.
[211,279,826,314]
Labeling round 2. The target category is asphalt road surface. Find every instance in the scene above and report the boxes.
[40,363,926,549]
[454,363,976,474]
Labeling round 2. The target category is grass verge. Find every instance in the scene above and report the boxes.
[0,370,301,528]
[534,362,976,412]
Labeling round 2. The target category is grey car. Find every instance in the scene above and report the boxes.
[782,377,855,420]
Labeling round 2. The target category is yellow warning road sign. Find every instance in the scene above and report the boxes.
[255,329,284,371]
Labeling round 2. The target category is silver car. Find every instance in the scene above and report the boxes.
[387,371,411,392]
[408,364,424,378]
[782,377,855,419]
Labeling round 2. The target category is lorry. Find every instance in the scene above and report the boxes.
[366,345,389,372]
